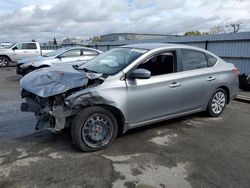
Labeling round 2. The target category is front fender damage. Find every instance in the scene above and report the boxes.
[20,73,109,132]
[65,91,115,108]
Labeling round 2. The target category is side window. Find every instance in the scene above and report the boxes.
[137,51,175,76]
[181,49,208,71]
[206,54,217,67]
[62,49,81,57]
[15,43,26,50]
[26,43,37,49]
[15,43,37,50]
[83,50,98,56]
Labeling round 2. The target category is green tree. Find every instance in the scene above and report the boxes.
[183,31,208,36]
[92,36,101,42]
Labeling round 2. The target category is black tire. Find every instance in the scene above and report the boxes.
[0,56,10,67]
[71,106,118,152]
[206,88,227,117]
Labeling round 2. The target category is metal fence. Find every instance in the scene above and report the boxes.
[42,32,250,74]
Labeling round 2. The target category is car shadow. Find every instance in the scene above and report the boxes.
[16,112,206,152]
[122,112,205,137]
[6,75,22,82]
[16,127,76,153]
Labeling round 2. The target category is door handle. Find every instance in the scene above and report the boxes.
[169,82,181,88]
[207,76,216,81]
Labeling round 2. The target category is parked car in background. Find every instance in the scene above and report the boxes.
[239,73,250,91]
[20,43,239,151]
[1,42,13,48]
[16,47,102,75]
[0,42,53,67]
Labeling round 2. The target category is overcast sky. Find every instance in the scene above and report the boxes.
[0,0,249,42]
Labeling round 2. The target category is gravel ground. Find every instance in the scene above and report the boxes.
[0,67,250,188]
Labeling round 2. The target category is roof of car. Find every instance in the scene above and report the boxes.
[121,43,194,50]
[64,46,94,50]
[61,46,102,53]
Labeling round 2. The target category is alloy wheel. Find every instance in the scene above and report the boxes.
[0,58,8,67]
[211,91,226,114]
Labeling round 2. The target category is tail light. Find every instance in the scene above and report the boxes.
[232,67,240,76]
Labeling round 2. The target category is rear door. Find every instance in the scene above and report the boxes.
[180,49,218,112]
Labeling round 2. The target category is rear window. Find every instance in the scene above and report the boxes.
[26,43,37,49]
[181,49,208,71]
[206,54,217,67]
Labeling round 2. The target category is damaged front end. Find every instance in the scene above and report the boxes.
[21,90,73,131]
[20,67,105,132]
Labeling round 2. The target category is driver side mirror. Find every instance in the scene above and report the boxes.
[131,68,151,79]
[57,55,64,59]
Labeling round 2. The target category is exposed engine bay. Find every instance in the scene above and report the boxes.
[20,67,105,132]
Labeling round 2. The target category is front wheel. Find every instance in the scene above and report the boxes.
[206,88,227,117]
[71,106,118,152]
[0,56,10,67]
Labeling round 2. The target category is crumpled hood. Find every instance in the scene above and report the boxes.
[20,67,102,98]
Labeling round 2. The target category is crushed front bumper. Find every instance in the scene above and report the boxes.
[21,97,72,132]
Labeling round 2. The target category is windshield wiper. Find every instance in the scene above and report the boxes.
[74,66,99,73]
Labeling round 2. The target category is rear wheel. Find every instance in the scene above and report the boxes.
[0,56,10,67]
[206,88,227,117]
[71,106,118,152]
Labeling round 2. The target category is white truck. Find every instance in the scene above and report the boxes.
[0,42,53,67]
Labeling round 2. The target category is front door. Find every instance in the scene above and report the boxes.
[126,51,182,127]
[12,43,39,61]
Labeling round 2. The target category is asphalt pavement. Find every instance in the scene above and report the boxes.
[0,67,250,188]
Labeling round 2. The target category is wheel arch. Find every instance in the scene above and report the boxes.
[0,55,12,62]
[217,85,230,104]
[74,104,126,135]
[96,104,126,135]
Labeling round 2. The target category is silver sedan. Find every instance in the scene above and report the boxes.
[20,43,239,151]
[16,47,102,75]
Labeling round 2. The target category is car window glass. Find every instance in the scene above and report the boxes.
[83,50,98,56]
[181,49,208,71]
[206,54,217,67]
[78,48,146,75]
[137,52,175,76]
[15,43,27,50]
[26,43,37,49]
[43,48,65,57]
[15,43,37,50]
[62,49,81,57]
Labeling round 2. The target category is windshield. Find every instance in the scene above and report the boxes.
[78,47,147,75]
[43,48,66,57]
